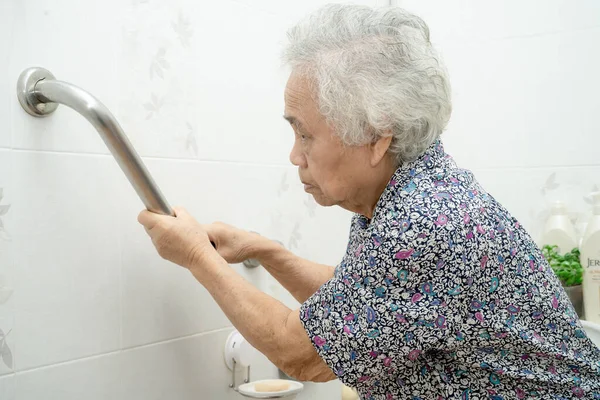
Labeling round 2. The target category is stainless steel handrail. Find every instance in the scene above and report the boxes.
[16,67,260,268]
[16,67,173,216]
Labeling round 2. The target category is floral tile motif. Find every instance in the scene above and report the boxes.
[0,189,10,241]
[0,187,13,373]
[0,328,12,370]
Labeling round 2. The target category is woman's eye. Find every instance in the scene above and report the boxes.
[295,131,307,141]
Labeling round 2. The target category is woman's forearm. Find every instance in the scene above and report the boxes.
[249,237,335,303]
[188,252,308,375]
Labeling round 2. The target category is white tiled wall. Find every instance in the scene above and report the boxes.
[0,150,14,379]
[1,0,369,398]
[399,0,600,242]
[0,1,13,149]
[9,0,122,155]
[1,0,598,399]
[11,151,123,370]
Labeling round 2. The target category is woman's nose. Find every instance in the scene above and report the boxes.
[289,141,306,168]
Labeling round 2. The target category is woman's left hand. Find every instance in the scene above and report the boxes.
[137,206,214,269]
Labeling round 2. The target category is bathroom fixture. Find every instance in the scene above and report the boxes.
[16,67,259,268]
[236,380,303,399]
[224,330,302,399]
[17,67,172,215]
[224,330,257,390]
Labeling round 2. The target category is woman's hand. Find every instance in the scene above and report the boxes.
[204,222,262,264]
[137,207,214,269]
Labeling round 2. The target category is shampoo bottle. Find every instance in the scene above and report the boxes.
[541,201,578,255]
[582,192,600,323]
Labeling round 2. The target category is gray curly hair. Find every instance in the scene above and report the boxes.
[282,4,452,165]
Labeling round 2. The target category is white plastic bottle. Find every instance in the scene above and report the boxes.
[541,201,578,255]
[577,192,599,246]
[582,192,600,323]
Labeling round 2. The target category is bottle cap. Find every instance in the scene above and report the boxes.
[550,200,568,215]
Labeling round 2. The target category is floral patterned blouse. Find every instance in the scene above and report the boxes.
[300,140,600,399]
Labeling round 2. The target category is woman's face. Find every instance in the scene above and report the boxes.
[284,73,373,209]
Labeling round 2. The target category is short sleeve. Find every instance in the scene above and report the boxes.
[299,226,465,389]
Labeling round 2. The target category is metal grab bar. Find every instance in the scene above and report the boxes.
[16,67,260,268]
[16,67,173,216]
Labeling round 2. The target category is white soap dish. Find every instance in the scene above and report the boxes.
[237,379,303,399]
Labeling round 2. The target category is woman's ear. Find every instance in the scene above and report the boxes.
[369,134,393,167]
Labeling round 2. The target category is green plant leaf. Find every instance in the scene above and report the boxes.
[546,246,583,286]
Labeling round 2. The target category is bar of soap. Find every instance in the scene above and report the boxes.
[254,380,291,392]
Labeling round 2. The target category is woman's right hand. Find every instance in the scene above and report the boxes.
[203,222,262,264]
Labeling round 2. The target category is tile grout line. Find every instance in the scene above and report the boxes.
[433,23,600,47]
[490,23,600,43]
[119,325,233,352]
[13,326,234,376]
[8,147,294,169]
[0,372,16,381]
[7,147,600,171]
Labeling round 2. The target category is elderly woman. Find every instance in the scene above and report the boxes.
[138,4,600,399]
